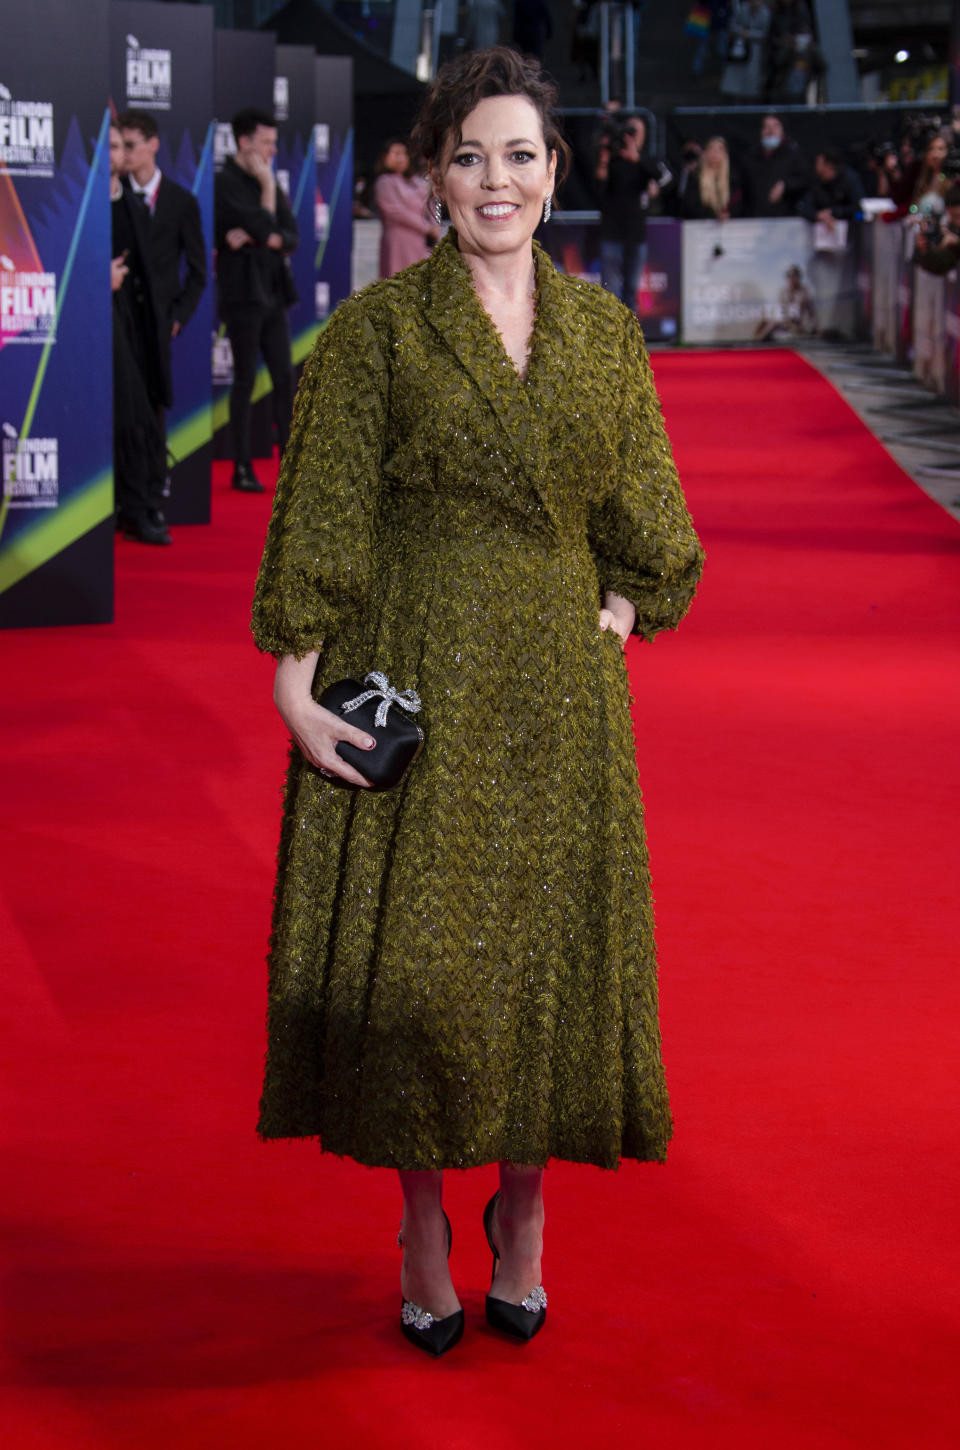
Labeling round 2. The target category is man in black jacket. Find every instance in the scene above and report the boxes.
[797,147,862,228]
[214,108,299,493]
[742,114,808,217]
[118,111,207,350]
[118,110,207,528]
[110,121,172,545]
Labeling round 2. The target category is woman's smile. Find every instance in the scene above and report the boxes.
[434,94,555,258]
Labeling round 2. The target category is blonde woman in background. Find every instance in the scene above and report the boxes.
[678,136,742,220]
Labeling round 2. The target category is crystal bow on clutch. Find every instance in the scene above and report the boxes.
[318,670,424,791]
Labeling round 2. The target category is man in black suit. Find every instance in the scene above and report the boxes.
[110,121,171,545]
[214,108,298,493]
[118,109,207,526]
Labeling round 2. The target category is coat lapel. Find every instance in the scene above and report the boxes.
[423,234,562,523]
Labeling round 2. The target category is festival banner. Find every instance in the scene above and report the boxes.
[0,0,113,628]
[274,45,318,364]
[682,218,815,344]
[212,29,277,459]
[543,216,682,342]
[313,57,354,347]
[110,0,215,524]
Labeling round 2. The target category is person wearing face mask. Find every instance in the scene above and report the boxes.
[214,108,299,493]
[251,47,703,1359]
[742,113,808,217]
[764,0,811,96]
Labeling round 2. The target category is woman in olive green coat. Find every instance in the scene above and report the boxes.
[252,48,703,1357]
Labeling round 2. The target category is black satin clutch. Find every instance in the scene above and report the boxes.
[317,671,424,791]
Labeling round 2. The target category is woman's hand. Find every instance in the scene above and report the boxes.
[274,653,377,787]
[599,590,636,647]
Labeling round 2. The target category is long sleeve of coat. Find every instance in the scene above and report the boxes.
[251,302,388,658]
[588,310,704,639]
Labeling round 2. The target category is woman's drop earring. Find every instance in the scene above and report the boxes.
[434,196,443,226]
[543,194,552,224]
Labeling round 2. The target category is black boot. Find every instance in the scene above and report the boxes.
[231,462,265,493]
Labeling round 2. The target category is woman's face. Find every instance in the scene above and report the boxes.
[384,142,409,174]
[927,135,948,168]
[434,94,556,262]
[703,139,726,169]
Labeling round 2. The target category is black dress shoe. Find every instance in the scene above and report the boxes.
[482,1191,547,1342]
[120,515,172,546]
[231,463,265,493]
[398,1210,464,1358]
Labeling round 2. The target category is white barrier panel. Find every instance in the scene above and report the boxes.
[872,219,902,355]
[913,267,947,394]
[682,218,814,343]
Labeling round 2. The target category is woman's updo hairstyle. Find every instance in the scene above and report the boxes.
[411,46,571,190]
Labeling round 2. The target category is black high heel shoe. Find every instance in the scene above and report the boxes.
[398,1209,464,1358]
[482,1190,547,1341]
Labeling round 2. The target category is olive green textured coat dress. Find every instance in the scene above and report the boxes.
[252,233,703,1171]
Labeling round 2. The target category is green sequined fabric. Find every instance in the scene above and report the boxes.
[251,233,704,1170]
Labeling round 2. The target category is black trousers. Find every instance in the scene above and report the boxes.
[113,291,167,524]
[223,303,294,466]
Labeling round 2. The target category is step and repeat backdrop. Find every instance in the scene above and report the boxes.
[1,0,352,629]
[0,0,113,628]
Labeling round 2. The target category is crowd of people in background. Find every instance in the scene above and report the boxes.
[688,0,825,103]
[357,102,960,323]
[611,108,960,233]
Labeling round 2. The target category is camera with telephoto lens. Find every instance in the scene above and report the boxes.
[919,211,943,247]
[600,117,633,151]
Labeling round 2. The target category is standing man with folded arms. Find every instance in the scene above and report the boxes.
[214,108,299,493]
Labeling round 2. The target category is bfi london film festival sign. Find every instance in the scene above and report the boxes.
[1,254,57,346]
[125,33,172,110]
[2,422,59,511]
[0,80,55,177]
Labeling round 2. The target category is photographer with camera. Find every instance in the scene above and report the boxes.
[913,184,960,276]
[595,112,660,312]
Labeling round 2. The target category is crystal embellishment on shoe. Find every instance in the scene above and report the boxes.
[397,1210,464,1356]
[401,1300,435,1332]
[520,1285,547,1313]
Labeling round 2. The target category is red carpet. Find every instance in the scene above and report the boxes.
[2,351,958,1448]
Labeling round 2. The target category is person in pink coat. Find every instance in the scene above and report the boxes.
[374,138,442,277]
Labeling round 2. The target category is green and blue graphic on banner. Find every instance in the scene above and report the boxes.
[1,87,113,615]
